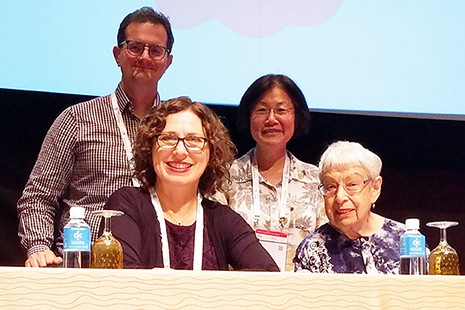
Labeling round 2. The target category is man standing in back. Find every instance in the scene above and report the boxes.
[17,7,174,267]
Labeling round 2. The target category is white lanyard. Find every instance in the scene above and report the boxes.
[148,187,204,270]
[111,92,159,187]
[251,149,291,229]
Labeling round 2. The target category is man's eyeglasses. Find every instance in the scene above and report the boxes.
[318,178,372,197]
[120,40,170,60]
[156,134,208,151]
[252,107,294,118]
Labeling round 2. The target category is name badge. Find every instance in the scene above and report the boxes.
[255,229,288,272]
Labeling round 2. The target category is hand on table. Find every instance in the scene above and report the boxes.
[25,250,63,267]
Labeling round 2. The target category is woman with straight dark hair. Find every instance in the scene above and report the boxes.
[214,74,327,271]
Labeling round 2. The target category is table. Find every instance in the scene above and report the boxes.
[0,267,464,309]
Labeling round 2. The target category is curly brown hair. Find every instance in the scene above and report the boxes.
[133,96,237,196]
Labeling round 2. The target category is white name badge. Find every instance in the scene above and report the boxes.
[255,229,288,272]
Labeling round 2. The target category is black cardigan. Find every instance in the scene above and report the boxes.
[101,187,279,271]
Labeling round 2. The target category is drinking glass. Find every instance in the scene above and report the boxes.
[426,221,460,275]
[91,210,124,269]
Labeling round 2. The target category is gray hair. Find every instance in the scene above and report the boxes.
[318,141,382,181]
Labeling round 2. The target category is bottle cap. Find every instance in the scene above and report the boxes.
[405,218,420,230]
[70,206,85,219]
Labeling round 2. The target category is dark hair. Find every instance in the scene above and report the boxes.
[117,7,174,53]
[133,97,237,196]
[236,74,311,140]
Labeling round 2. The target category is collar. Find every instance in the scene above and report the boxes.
[233,148,312,184]
[114,83,132,113]
[113,83,161,117]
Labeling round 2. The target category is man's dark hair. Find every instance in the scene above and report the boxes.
[117,7,174,53]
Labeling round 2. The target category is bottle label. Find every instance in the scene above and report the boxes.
[64,227,91,251]
[400,234,426,257]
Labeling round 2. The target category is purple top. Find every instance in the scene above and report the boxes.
[101,186,279,271]
[166,221,218,270]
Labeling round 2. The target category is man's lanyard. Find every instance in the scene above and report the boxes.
[251,149,291,229]
[110,92,159,187]
[148,187,204,270]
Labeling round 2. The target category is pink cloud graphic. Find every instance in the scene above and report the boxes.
[155,0,343,37]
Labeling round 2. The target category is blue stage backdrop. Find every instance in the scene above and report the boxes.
[1,1,465,119]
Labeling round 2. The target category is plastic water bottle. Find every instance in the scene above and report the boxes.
[400,218,427,275]
[63,206,91,268]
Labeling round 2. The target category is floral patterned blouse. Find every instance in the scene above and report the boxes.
[214,148,327,271]
[294,218,406,274]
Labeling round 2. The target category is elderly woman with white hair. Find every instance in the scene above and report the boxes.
[293,141,405,274]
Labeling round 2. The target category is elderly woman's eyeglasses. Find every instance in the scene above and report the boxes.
[318,178,372,197]
[156,134,208,151]
[252,107,294,118]
[120,40,169,60]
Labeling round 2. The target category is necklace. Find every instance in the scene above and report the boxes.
[163,207,195,226]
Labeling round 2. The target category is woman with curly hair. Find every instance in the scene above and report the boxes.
[102,96,278,271]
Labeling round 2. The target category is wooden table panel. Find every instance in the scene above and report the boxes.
[0,267,464,309]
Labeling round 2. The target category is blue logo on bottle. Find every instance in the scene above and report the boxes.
[400,234,426,257]
[64,227,90,251]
